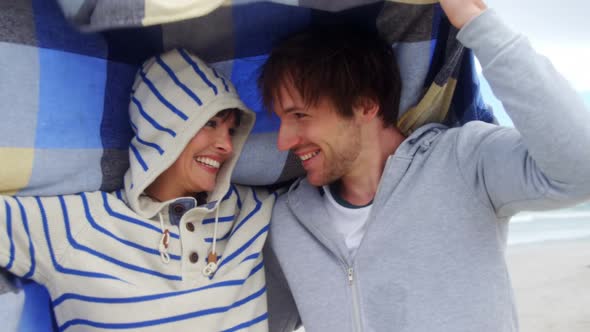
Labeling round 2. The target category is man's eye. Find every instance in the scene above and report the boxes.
[294,113,307,119]
[206,120,218,128]
[228,128,237,137]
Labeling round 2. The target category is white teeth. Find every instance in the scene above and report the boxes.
[299,151,319,161]
[195,157,220,169]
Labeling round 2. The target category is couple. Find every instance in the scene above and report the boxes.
[2,1,590,331]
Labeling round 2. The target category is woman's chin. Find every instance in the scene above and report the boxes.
[190,180,216,194]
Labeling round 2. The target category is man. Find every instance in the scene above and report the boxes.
[259,0,590,331]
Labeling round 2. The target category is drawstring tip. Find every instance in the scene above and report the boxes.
[204,203,221,277]
[158,213,171,264]
[208,252,218,264]
[203,262,217,277]
[160,251,170,264]
[203,252,218,277]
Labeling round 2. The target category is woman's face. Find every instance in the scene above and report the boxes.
[156,111,239,198]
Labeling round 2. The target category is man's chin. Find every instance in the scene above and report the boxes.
[306,172,328,187]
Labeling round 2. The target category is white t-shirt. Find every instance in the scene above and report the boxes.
[322,185,371,257]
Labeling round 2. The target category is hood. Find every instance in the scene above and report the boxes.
[124,48,255,218]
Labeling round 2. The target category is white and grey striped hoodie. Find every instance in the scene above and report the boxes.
[0,49,276,332]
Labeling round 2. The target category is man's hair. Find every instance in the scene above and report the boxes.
[259,26,402,127]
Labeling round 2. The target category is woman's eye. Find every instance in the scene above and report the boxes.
[206,120,218,128]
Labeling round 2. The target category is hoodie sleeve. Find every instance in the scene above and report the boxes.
[454,9,590,217]
[0,195,64,284]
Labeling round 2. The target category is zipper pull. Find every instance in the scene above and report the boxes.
[348,267,354,285]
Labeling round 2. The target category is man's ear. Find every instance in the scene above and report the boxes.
[353,97,379,123]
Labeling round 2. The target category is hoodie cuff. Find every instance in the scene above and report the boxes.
[457,9,521,67]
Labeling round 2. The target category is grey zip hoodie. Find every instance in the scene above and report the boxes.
[265,9,590,332]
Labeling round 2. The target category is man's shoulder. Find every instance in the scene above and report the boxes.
[272,178,322,214]
[427,121,513,151]
[449,121,518,154]
[437,120,504,139]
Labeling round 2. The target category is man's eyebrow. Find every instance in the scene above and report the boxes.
[283,106,303,114]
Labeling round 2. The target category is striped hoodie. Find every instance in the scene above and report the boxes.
[0,49,276,331]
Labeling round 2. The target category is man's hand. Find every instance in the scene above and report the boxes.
[439,0,487,29]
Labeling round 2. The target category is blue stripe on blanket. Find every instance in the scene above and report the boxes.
[454,50,494,123]
[19,281,57,332]
[101,61,136,150]
[35,49,106,148]
[231,2,311,58]
[230,55,280,133]
[32,0,106,58]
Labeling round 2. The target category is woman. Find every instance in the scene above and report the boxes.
[0,49,276,331]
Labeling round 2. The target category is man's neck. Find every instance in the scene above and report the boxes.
[338,125,405,206]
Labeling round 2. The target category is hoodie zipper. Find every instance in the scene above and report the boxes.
[321,247,363,332]
[348,267,363,332]
[345,156,394,332]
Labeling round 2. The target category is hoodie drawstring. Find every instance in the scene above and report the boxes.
[158,212,171,264]
[202,203,220,277]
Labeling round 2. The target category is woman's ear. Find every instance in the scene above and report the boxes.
[352,96,379,123]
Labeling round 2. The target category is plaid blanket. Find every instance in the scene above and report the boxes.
[0,0,491,330]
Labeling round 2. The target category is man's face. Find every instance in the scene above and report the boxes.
[274,84,362,186]
[163,112,237,196]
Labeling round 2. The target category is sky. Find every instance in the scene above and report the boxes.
[475,0,590,126]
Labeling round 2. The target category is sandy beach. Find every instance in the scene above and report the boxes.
[507,238,590,332]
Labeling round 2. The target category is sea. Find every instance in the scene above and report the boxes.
[508,202,590,245]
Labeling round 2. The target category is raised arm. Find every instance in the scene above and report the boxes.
[448,3,590,216]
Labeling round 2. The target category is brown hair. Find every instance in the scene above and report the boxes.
[258,25,402,127]
[215,108,242,127]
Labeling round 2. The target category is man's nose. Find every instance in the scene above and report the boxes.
[277,121,299,151]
